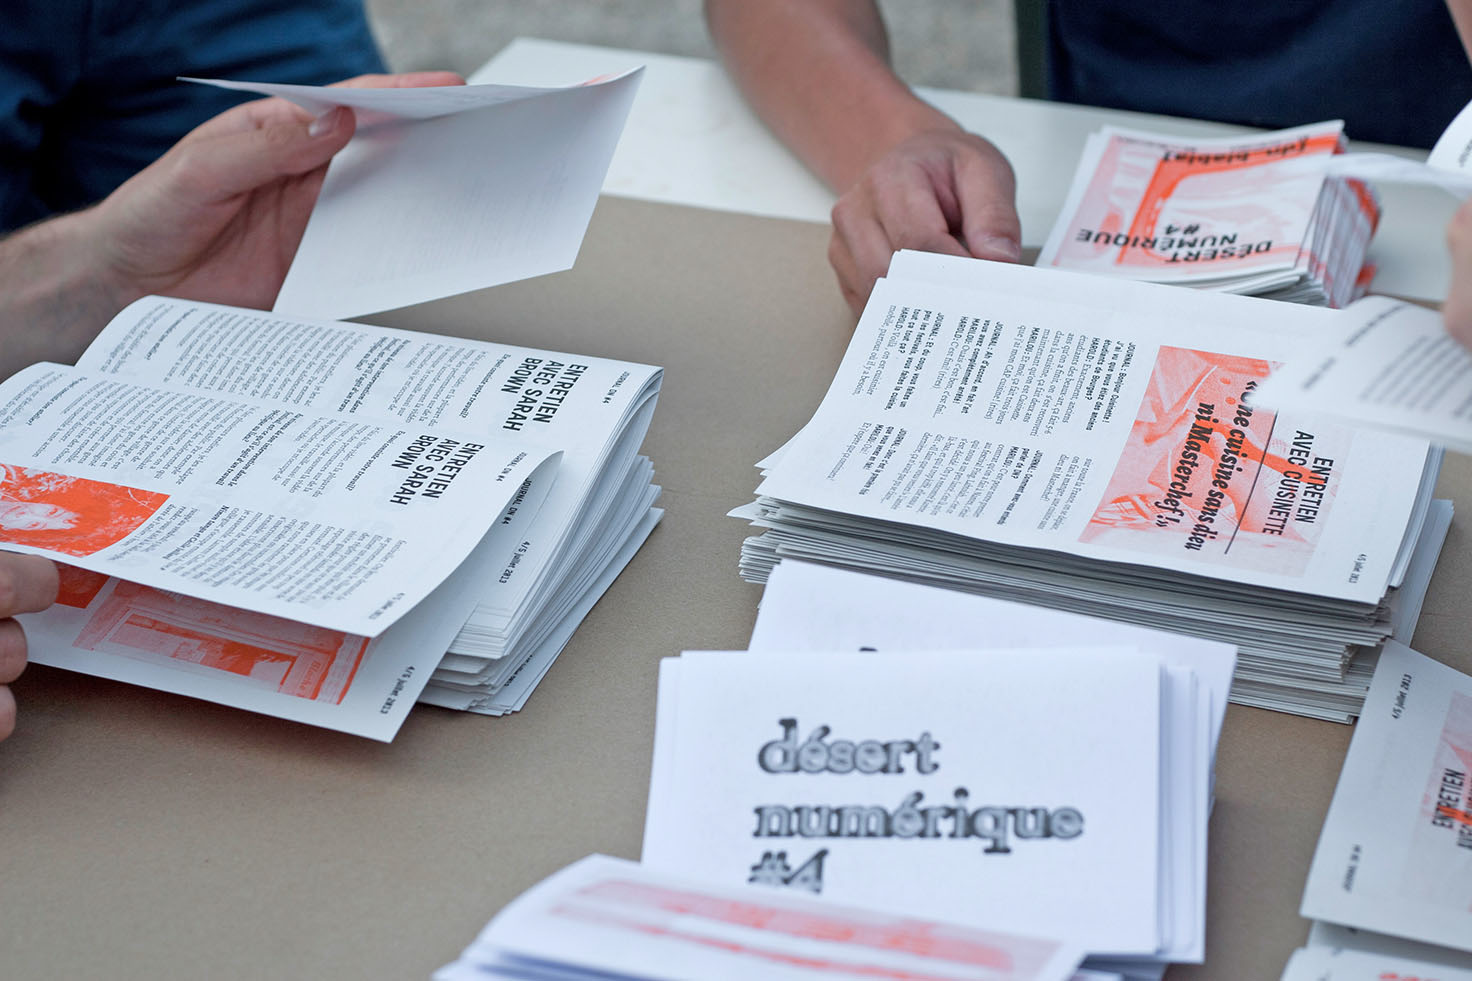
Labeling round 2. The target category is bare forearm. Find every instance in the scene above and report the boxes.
[705,0,961,191]
[0,211,133,379]
[1449,0,1472,62]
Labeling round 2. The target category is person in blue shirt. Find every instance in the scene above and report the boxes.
[704,0,1472,345]
[1,0,386,232]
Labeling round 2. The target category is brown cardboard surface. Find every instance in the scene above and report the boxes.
[1,196,1467,979]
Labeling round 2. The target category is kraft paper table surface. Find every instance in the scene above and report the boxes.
[3,196,1468,980]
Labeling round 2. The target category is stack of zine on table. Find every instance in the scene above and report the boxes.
[1285,643,1472,977]
[734,252,1450,722]
[641,639,1221,969]
[11,297,661,740]
[1037,121,1379,308]
[2,71,660,739]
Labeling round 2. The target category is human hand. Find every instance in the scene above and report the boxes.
[1445,197,1472,349]
[828,127,1021,315]
[86,71,464,313]
[0,553,60,742]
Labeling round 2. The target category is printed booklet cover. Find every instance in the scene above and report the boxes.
[1301,642,1472,952]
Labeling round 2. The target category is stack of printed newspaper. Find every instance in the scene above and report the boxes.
[1282,643,1472,978]
[8,296,662,741]
[733,252,1450,722]
[639,632,1217,969]
[1037,122,1378,308]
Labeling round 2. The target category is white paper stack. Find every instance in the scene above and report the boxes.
[1300,643,1472,954]
[1038,122,1378,309]
[641,644,1215,965]
[435,854,1085,981]
[14,297,663,738]
[749,562,1235,975]
[734,254,1449,722]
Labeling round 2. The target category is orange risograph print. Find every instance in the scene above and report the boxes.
[55,563,111,609]
[1049,127,1339,278]
[0,464,167,556]
[553,878,1066,976]
[73,581,368,703]
[1081,346,1346,576]
[1404,691,1472,910]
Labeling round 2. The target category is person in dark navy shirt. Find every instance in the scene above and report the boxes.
[1,0,386,233]
[705,0,1472,343]
[1046,1,1470,151]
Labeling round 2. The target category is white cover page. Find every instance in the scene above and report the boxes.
[642,648,1164,956]
[1301,642,1472,951]
[754,261,1430,605]
[748,564,1221,962]
[436,854,1084,981]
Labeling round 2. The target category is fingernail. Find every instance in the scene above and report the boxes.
[975,235,1022,262]
[308,106,345,138]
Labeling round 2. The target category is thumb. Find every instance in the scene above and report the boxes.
[952,143,1022,263]
[174,105,355,205]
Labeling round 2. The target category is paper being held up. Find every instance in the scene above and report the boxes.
[188,69,643,320]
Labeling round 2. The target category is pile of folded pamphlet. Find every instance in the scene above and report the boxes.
[1037,121,1378,308]
[435,855,1088,981]
[7,297,661,740]
[439,563,1223,980]
[639,632,1219,973]
[734,251,1450,722]
[1284,643,1472,978]
[1,73,662,740]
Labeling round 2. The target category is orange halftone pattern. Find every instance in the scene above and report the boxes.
[0,465,167,556]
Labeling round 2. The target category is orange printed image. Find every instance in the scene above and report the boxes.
[1404,691,1472,909]
[0,464,168,556]
[73,581,368,703]
[553,878,1066,977]
[55,564,111,609]
[1081,346,1347,576]
[1050,127,1339,278]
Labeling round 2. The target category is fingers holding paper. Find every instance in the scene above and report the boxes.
[828,128,1022,315]
[89,70,465,313]
[0,553,59,742]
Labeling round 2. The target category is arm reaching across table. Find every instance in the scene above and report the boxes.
[704,0,1021,315]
